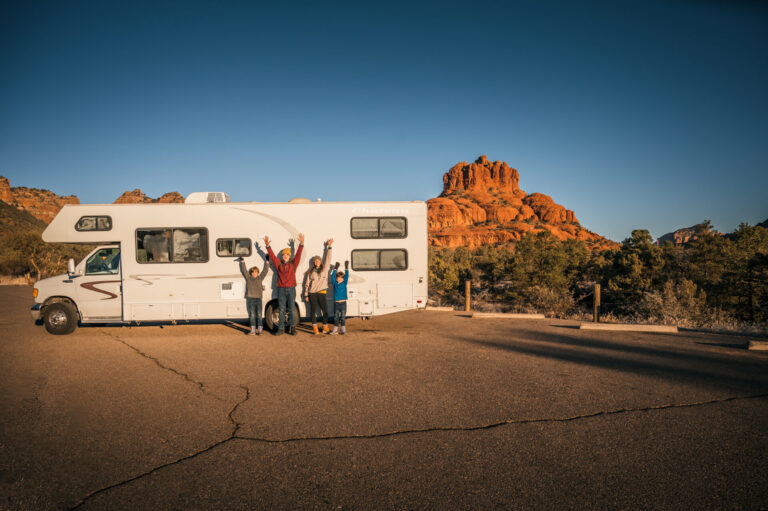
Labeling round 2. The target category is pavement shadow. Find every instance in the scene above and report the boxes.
[447,327,768,393]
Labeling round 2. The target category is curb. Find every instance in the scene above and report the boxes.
[748,340,768,351]
[580,323,678,333]
[471,313,546,319]
[424,306,456,312]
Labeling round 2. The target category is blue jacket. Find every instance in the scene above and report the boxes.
[331,269,349,301]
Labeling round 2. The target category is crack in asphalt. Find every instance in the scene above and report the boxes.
[69,384,251,511]
[67,391,768,510]
[101,330,207,393]
[234,392,768,443]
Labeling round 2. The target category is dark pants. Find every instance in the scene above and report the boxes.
[308,292,329,325]
[246,297,263,328]
[334,300,347,327]
[277,287,296,331]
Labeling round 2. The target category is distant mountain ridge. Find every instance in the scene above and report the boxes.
[0,176,184,226]
[427,156,616,249]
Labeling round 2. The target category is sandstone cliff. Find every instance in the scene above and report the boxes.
[113,189,184,204]
[427,156,615,249]
[0,176,79,224]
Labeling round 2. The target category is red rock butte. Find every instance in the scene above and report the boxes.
[427,156,615,249]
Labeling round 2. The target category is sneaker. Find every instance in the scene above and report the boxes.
[248,329,256,336]
[289,326,297,336]
[257,326,263,335]
[275,329,284,336]
[340,326,346,335]
[329,327,339,335]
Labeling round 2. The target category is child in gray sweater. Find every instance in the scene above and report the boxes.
[238,257,270,335]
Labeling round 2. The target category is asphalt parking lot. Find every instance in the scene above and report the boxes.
[1,285,767,510]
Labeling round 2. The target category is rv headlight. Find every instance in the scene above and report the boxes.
[32,288,38,299]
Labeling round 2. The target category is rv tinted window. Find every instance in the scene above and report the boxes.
[216,238,252,257]
[76,216,112,231]
[380,218,406,238]
[173,228,208,262]
[351,249,408,271]
[137,229,171,263]
[351,218,379,238]
[350,217,406,239]
[380,249,408,270]
[136,228,208,263]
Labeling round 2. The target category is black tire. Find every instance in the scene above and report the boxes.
[264,301,301,333]
[43,302,78,335]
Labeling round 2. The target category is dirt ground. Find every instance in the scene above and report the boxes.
[1,285,767,510]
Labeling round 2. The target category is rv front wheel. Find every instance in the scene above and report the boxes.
[43,302,78,335]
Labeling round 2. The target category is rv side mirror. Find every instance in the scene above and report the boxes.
[67,258,76,275]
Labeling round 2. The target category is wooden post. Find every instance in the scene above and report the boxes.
[465,280,471,312]
[593,283,601,323]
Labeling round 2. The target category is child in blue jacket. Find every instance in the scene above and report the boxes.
[330,261,349,335]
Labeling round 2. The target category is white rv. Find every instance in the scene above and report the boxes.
[31,193,428,334]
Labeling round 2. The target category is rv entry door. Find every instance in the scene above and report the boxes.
[77,247,122,322]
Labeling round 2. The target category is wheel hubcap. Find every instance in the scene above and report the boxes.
[49,310,68,327]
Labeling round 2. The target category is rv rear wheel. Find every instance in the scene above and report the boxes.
[43,302,78,335]
[264,302,301,332]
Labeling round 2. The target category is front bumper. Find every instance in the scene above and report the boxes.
[30,304,41,321]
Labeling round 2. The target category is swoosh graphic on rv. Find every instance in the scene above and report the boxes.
[80,281,120,300]
[232,208,300,238]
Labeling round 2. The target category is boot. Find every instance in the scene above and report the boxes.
[312,324,320,335]
[329,326,339,335]
[289,326,297,336]
[340,326,346,335]
[322,324,330,334]
[275,329,284,336]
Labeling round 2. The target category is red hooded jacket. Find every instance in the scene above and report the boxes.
[267,244,303,288]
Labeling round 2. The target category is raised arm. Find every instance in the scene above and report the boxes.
[238,259,248,279]
[322,239,333,268]
[258,258,270,281]
[266,245,279,268]
[292,237,304,266]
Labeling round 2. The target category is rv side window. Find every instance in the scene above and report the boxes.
[216,238,252,257]
[173,228,208,262]
[351,217,407,239]
[76,216,112,231]
[136,228,209,263]
[351,249,408,271]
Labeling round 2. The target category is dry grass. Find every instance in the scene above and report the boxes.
[0,275,32,285]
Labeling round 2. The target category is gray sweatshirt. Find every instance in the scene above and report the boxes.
[303,246,332,297]
[239,259,269,299]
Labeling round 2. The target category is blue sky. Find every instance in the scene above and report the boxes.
[1,0,766,241]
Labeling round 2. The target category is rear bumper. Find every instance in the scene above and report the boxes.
[30,304,41,321]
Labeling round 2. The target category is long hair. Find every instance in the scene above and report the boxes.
[311,256,324,273]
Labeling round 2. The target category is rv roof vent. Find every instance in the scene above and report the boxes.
[185,192,230,204]
[289,197,312,204]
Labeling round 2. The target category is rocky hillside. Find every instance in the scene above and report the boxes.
[0,177,184,224]
[0,176,79,223]
[0,201,47,237]
[427,156,615,249]
[114,189,184,204]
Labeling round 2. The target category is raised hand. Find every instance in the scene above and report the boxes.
[263,235,270,246]
[334,262,340,270]
[344,260,349,269]
[298,233,305,245]
[327,238,334,246]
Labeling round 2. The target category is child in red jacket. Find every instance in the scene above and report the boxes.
[265,233,304,335]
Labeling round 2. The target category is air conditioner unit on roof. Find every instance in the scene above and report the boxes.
[185,192,230,204]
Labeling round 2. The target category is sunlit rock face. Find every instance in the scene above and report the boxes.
[427,156,615,249]
[113,189,184,204]
[0,176,79,223]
